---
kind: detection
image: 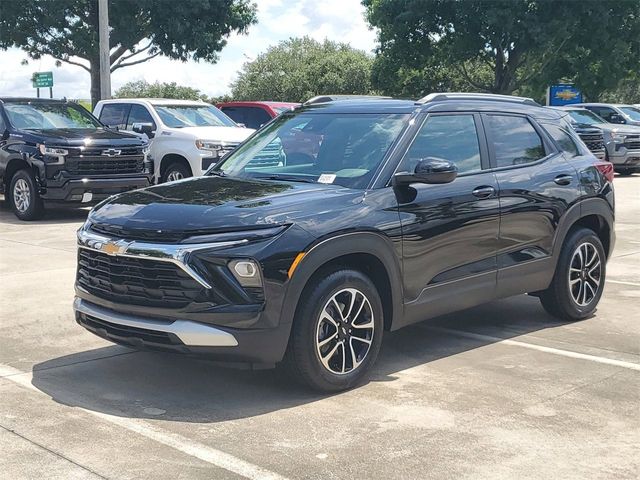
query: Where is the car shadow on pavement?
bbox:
[31,294,576,423]
[0,199,90,225]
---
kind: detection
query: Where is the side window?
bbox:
[486,115,546,167]
[220,107,245,125]
[402,114,482,174]
[543,123,579,157]
[99,103,129,129]
[590,107,615,122]
[126,104,155,130]
[243,107,272,130]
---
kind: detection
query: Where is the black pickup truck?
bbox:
[0,98,153,220]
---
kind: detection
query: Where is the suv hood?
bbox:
[89,176,363,236]
[19,127,144,147]
[167,126,254,143]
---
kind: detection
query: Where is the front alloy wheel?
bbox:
[316,288,375,375]
[13,178,31,213]
[284,268,384,391]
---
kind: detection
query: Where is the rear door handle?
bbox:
[554,174,573,186]
[472,186,496,198]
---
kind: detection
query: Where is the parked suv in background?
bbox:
[217,101,299,129]
[0,98,153,220]
[577,103,640,127]
[74,93,614,391]
[554,106,640,175]
[94,99,254,183]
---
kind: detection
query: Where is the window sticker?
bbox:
[317,173,336,184]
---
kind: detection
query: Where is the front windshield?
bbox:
[567,110,605,126]
[213,112,408,189]
[153,104,236,128]
[620,107,640,121]
[3,102,101,130]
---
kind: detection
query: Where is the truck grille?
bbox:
[624,136,640,150]
[578,132,605,153]
[66,157,144,175]
[77,248,206,308]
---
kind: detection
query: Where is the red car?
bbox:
[217,101,299,130]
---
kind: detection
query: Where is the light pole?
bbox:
[98,0,111,100]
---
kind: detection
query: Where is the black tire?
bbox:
[617,169,634,176]
[283,268,384,392]
[539,227,606,321]
[161,162,192,183]
[8,169,44,221]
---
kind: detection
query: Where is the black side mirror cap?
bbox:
[393,158,458,186]
[609,114,626,124]
[132,122,156,138]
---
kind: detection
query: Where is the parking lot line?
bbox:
[427,327,640,371]
[607,279,640,287]
[0,364,290,480]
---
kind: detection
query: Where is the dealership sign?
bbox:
[547,84,583,106]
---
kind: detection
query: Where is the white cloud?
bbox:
[0,0,377,101]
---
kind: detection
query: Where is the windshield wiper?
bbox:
[253,174,316,184]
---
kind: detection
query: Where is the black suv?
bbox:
[0,98,153,220]
[74,93,615,391]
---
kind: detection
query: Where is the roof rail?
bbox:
[418,92,540,107]
[303,94,392,106]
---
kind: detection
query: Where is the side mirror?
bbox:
[132,122,156,138]
[609,114,626,124]
[393,158,458,186]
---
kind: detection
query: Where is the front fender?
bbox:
[280,231,404,330]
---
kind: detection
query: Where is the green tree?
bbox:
[363,0,640,99]
[0,0,256,106]
[231,37,375,102]
[115,80,205,100]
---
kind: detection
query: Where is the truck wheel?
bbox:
[539,227,605,321]
[617,169,633,176]
[9,169,44,221]
[283,268,384,392]
[162,162,191,183]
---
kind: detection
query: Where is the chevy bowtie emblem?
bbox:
[101,241,127,256]
[102,148,122,157]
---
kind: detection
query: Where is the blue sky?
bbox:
[0,0,377,100]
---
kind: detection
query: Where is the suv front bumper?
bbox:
[74,297,291,364]
[608,146,640,172]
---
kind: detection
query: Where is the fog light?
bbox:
[229,259,262,287]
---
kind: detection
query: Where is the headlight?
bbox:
[195,140,224,152]
[38,144,68,156]
[611,133,626,143]
[142,144,151,156]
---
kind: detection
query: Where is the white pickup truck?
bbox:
[94,99,254,183]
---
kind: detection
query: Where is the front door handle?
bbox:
[554,174,573,186]
[472,186,496,198]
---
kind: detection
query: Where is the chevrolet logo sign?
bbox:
[102,148,122,157]
[555,90,579,101]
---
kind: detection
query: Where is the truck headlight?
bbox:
[38,144,68,155]
[611,133,626,143]
[195,140,223,153]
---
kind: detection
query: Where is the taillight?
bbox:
[594,161,614,183]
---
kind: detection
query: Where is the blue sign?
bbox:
[548,84,583,106]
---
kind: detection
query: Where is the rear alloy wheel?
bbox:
[9,169,44,220]
[284,269,383,391]
[539,228,605,321]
